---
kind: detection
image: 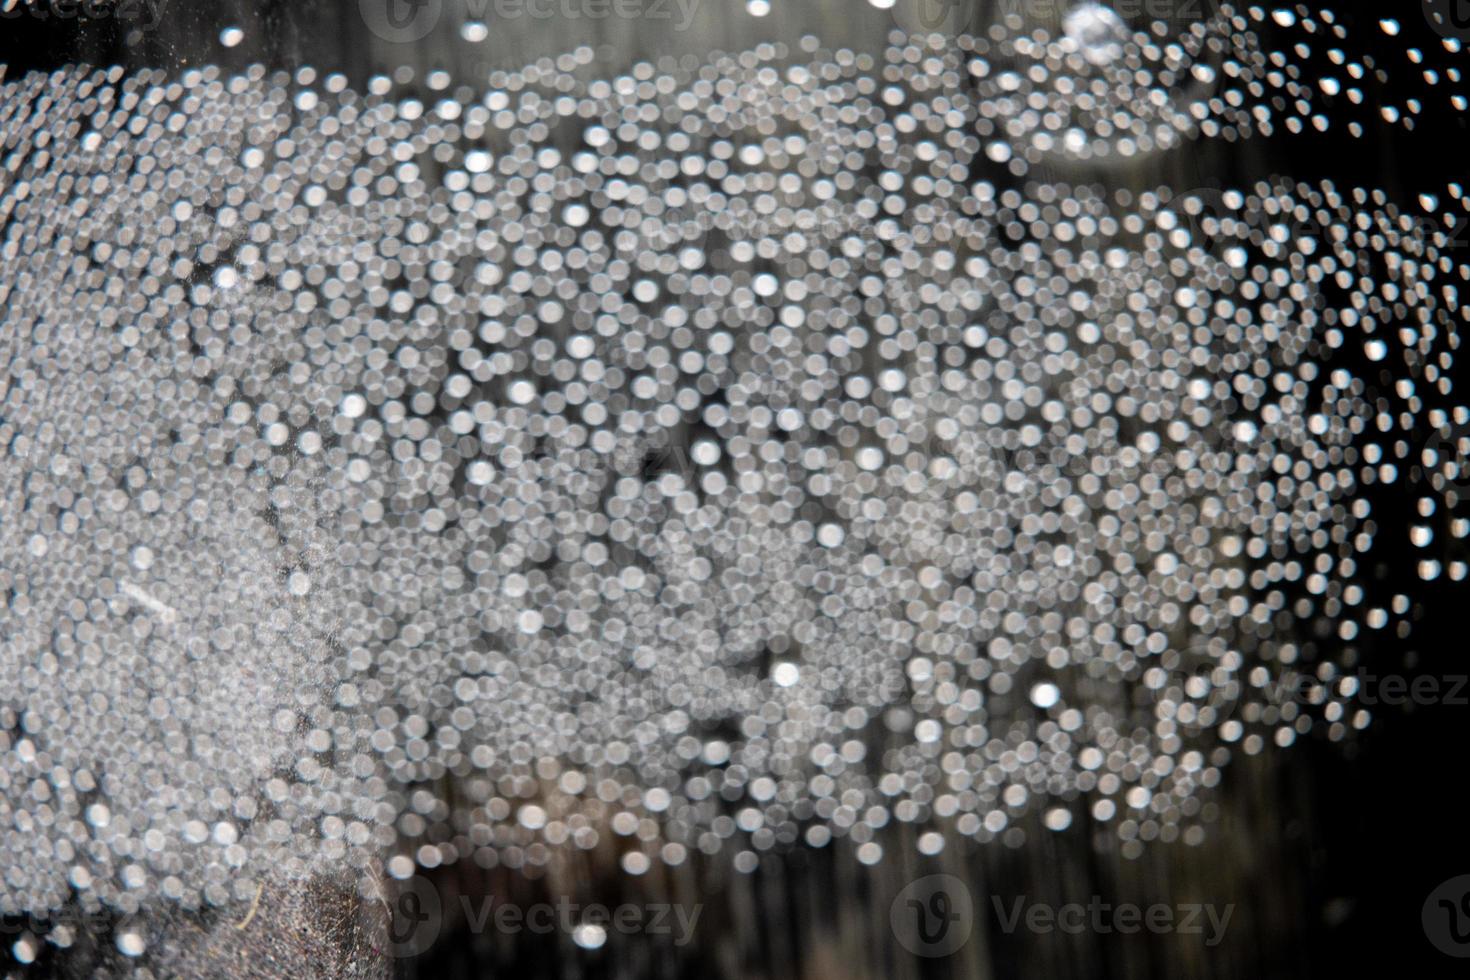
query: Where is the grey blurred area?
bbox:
[1,1,1464,978]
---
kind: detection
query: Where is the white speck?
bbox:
[1064,2,1128,67]
[772,662,800,687]
[572,923,607,949]
[692,439,721,466]
[1030,682,1061,709]
[467,460,495,486]
[117,931,145,957]
[11,935,38,964]
[508,380,537,405]
[220,26,243,47]
[1045,807,1074,831]
[118,581,178,624]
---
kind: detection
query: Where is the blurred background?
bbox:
[2,0,1468,977]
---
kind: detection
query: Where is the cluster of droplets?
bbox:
[0,8,1467,961]
[864,3,1469,171]
[955,3,1248,169]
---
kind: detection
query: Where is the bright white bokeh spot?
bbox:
[573,923,607,949]
[1045,807,1074,831]
[1030,682,1061,709]
[1063,3,1128,66]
